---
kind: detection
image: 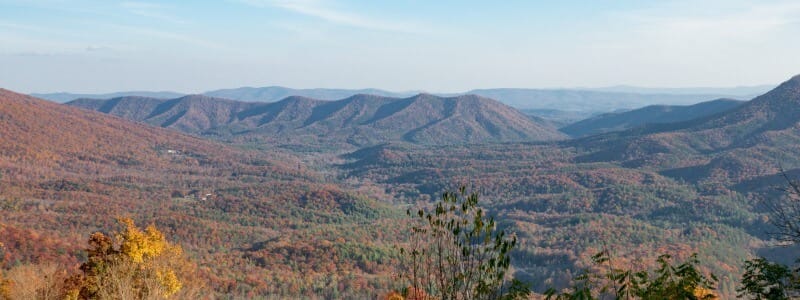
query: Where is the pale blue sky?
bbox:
[1,0,799,93]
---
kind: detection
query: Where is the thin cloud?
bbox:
[0,21,63,35]
[105,23,237,53]
[86,45,112,52]
[121,1,190,24]
[11,51,62,57]
[618,1,800,41]
[0,25,92,55]
[238,0,425,33]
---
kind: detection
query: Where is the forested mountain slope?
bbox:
[0,89,402,298]
[561,98,744,137]
[571,75,800,183]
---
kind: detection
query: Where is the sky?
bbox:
[1,0,800,94]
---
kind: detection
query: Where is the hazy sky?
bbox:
[2,0,800,93]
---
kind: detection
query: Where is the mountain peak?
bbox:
[788,73,800,83]
[409,92,437,100]
[774,73,800,92]
[674,74,800,136]
[745,74,800,108]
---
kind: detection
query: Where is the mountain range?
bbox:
[204,87,759,112]
[67,93,565,147]
[34,85,768,120]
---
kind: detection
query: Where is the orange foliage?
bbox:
[383,290,404,300]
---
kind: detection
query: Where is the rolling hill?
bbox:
[67,93,566,147]
[560,98,744,137]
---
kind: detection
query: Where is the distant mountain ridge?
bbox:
[33,87,418,103]
[203,86,418,102]
[67,93,565,147]
[31,91,185,103]
[561,98,745,137]
[36,84,768,116]
[466,88,743,111]
[211,87,761,113]
[582,85,773,96]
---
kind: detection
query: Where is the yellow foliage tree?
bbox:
[0,243,9,300]
[694,286,717,299]
[68,217,196,299]
[119,219,166,263]
[0,273,10,300]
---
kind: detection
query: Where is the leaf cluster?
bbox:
[397,186,528,300]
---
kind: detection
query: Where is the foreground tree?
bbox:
[763,171,800,244]
[0,267,10,300]
[546,250,717,300]
[393,186,529,300]
[737,171,800,299]
[737,257,797,299]
[3,264,71,300]
[66,218,199,299]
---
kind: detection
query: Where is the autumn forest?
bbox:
[0,71,798,299]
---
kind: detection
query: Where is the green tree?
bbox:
[737,257,795,300]
[396,186,529,300]
[738,171,800,299]
[546,251,717,300]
